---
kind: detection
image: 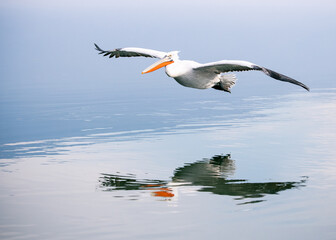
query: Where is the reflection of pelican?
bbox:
[95,44,309,93]
[99,154,307,204]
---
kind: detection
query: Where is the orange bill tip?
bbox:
[142,60,174,74]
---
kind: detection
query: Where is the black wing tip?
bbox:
[94,43,107,55]
[94,43,117,58]
[302,85,310,92]
[297,84,310,92]
[94,43,103,52]
[262,67,310,92]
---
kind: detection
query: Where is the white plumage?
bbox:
[95,44,309,92]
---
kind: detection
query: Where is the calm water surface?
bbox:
[1,1,336,239]
[1,88,336,240]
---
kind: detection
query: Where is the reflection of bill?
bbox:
[138,184,175,198]
[99,154,307,204]
[150,186,175,198]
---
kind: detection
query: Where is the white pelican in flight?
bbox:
[95,44,309,93]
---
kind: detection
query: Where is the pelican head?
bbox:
[142,51,179,74]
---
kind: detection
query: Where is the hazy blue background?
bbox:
[1,1,336,240]
[1,0,335,144]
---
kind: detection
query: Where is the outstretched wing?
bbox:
[194,60,309,91]
[94,43,167,59]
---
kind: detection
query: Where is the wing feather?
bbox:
[194,60,309,91]
[94,43,167,59]
[194,60,258,73]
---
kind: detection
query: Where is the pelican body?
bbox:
[95,44,309,93]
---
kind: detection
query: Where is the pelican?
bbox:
[94,44,309,93]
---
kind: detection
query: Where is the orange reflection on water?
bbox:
[142,184,175,198]
[152,187,174,198]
